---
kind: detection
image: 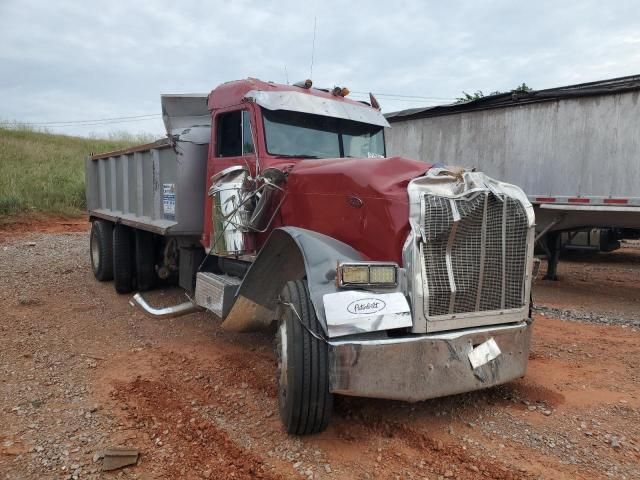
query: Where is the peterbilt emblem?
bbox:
[347,298,386,315]
[347,195,364,208]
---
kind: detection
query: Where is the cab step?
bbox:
[194,271,242,318]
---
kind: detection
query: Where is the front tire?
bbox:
[276,280,333,435]
[90,220,113,281]
[113,224,135,294]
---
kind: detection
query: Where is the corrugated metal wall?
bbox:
[386,91,640,198]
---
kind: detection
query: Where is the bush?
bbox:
[0,126,158,219]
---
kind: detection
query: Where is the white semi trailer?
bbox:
[385,75,640,279]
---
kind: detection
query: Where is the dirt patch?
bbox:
[0,213,88,242]
[534,241,640,325]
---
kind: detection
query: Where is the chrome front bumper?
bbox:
[328,321,531,402]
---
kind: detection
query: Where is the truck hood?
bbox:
[286,156,431,199]
[278,156,432,263]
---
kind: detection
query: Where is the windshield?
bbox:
[262,109,385,159]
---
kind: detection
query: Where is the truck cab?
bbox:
[86,78,536,435]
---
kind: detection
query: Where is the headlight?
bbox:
[341,265,369,284]
[338,262,398,288]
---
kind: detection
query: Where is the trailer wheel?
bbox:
[276,280,333,435]
[135,230,156,291]
[90,220,113,281]
[113,224,135,294]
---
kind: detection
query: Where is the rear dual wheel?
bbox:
[90,220,114,281]
[111,224,157,294]
[90,220,158,292]
[135,230,155,291]
[113,224,135,293]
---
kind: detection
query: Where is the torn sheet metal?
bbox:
[467,338,501,369]
[161,94,211,142]
[323,291,412,337]
[244,89,390,127]
[408,167,535,227]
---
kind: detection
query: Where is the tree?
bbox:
[513,82,533,93]
[456,83,532,103]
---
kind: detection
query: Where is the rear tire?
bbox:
[276,280,333,435]
[135,230,156,291]
[90,220,113,281]
[113,224,135,294]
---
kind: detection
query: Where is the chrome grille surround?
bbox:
[404,168,535,333]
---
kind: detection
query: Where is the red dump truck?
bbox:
[85,78,535,434]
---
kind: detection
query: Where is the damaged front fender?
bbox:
[221,227,368,334]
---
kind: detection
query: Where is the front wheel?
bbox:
[276,280,333,435]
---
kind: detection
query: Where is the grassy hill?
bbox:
[0,127,155,220]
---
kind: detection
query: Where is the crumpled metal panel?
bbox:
[244,89,390,127]
[160,94,210,143]
[422,191,529,317]
[329,321,531,402]
[405,167,535,333]
[221,227,407,336]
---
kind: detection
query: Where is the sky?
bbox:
[1,0,639,137]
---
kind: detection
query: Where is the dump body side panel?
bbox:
[85,141,208,235]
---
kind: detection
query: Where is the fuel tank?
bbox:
[279,157,431,264]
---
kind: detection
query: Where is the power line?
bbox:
[3,116,162,128]
[14,113,161,126]
[350,90,455,101]
[5,91,450,129]
[348,94,446,104]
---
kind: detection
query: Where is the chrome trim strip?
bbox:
[419,196,430,321]
[500,198,507,309]
[476,192,488,311]
[446,198,460,314]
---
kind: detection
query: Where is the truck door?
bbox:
[202,108,257,249]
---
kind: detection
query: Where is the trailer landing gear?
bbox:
[544,231,561,281]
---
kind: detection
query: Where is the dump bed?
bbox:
[85,94,210,236]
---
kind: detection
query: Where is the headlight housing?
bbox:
[337,262,398,288]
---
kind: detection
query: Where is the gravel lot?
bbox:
[1,226,639,479]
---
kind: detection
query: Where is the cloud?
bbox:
[1,0,639,136]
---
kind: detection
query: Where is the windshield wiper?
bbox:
[274,154,320,159]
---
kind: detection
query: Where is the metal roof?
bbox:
[385,74,640,122]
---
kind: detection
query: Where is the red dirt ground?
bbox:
[1,224,638,479]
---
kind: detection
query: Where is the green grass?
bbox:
[0,126,156,219]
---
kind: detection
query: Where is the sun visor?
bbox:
[161,94,211,143]
[245,90,390,128]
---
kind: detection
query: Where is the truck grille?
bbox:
[421,192,529,317]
